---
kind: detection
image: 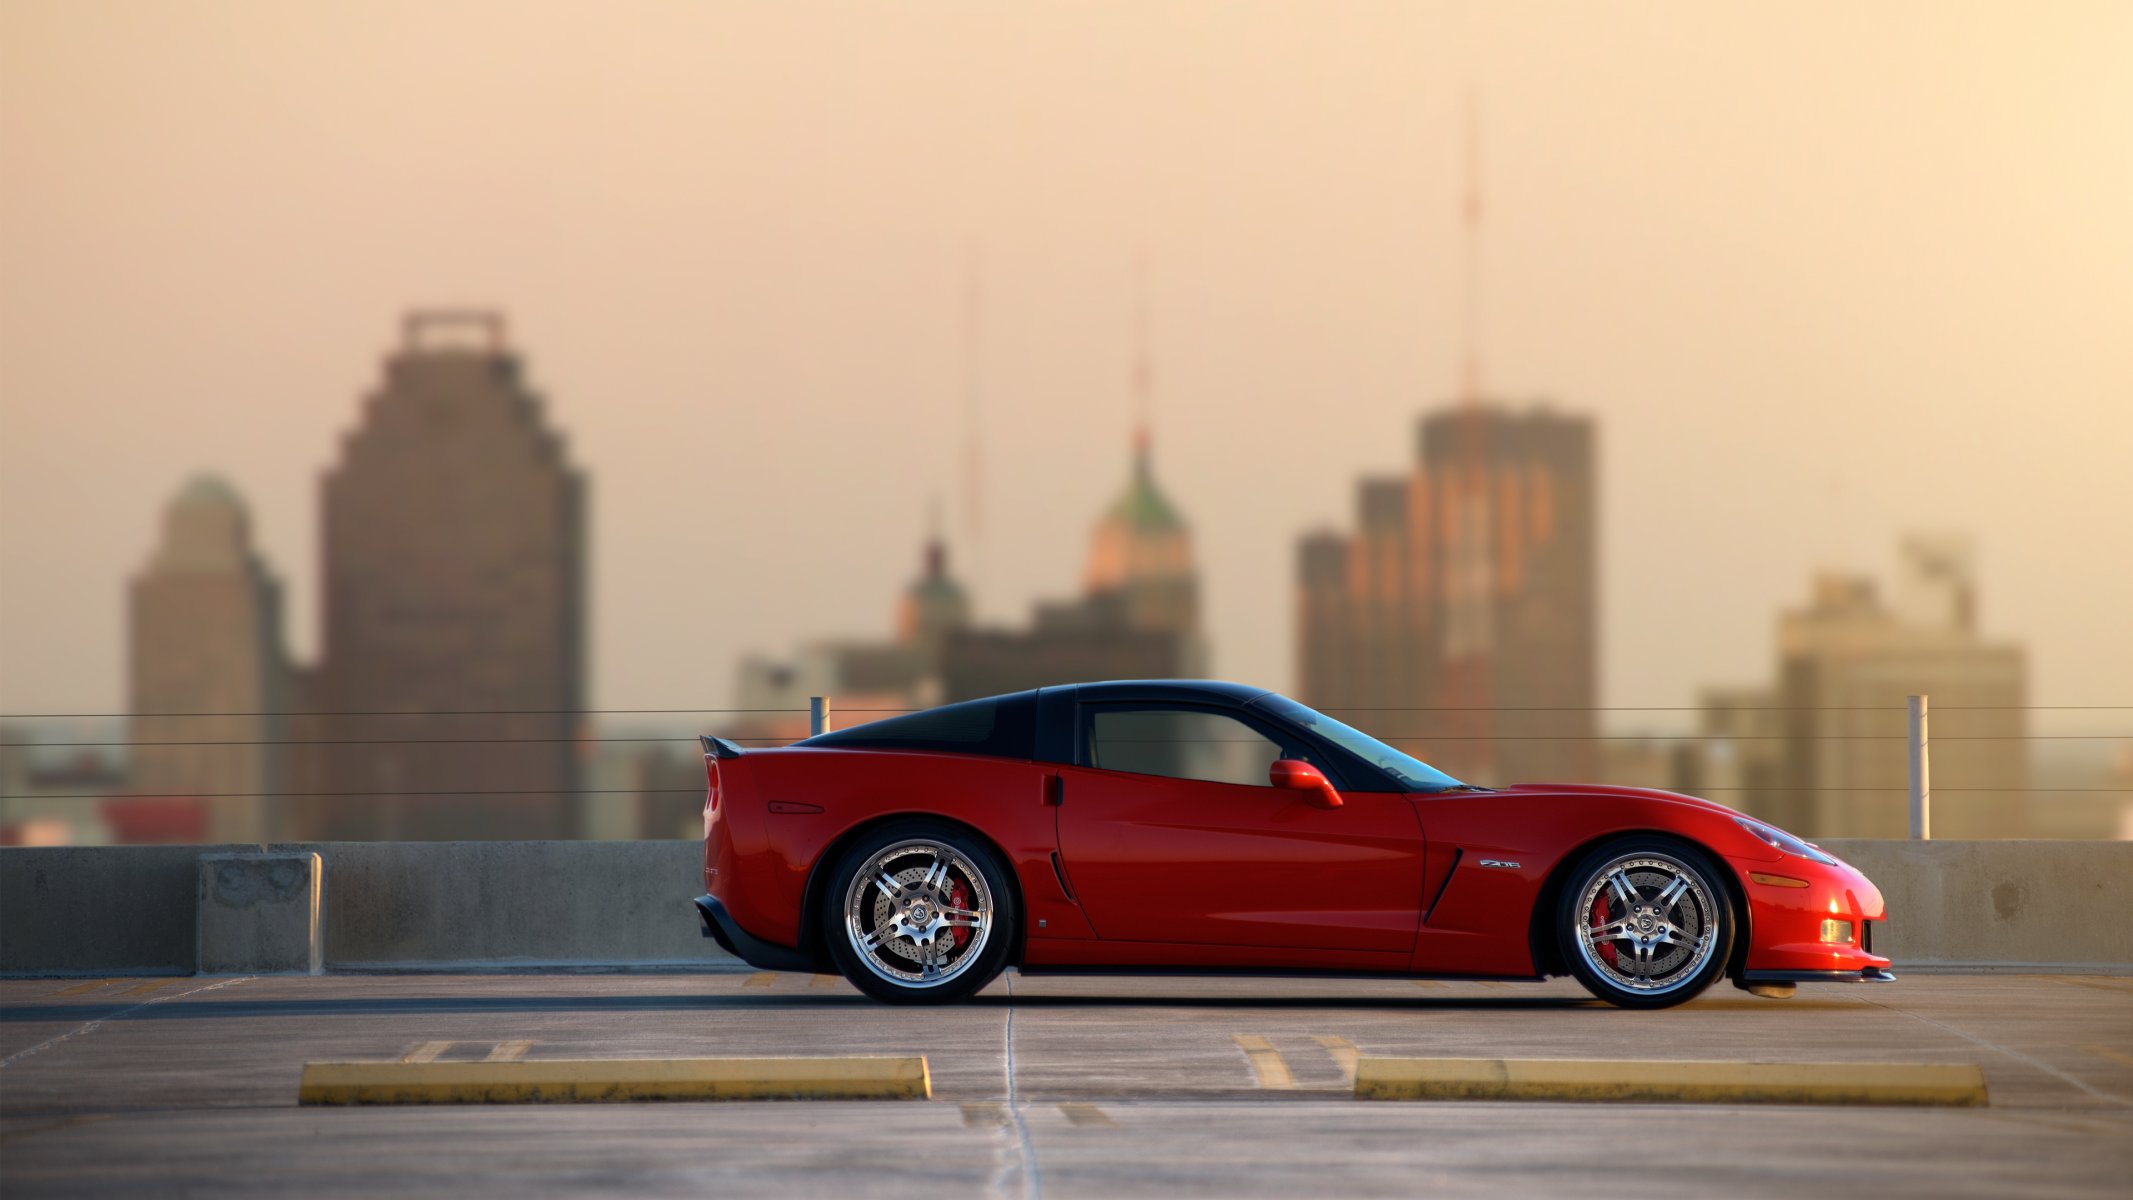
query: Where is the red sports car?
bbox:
[693,680,1893,1009]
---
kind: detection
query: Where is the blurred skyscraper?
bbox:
[294,312,586,840]
[941,430,1207,699]
[128,476,290,841]
[734,528,973,718]
[1680,536,2029,839]
[735,428,1206,728]
[1296,403,1597,785]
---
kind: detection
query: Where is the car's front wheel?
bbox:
[1556,836,1734,1009]
[822,821,1016,1005]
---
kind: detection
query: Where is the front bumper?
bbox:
[693,894,814,973]
[1733,853,1896,978]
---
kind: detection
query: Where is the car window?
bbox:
[1086,708,1288,787]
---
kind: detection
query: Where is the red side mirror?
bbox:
[1270,759,1343,809]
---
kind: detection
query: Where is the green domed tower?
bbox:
[1084,430,1200,643]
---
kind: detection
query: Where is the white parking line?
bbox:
[1,977,253,1070]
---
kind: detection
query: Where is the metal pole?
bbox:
[1907,694,1930,840]
[809,696,831,738]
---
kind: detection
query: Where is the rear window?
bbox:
[801,691,1037,760]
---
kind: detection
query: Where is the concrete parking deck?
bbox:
[3,971,2128,1197]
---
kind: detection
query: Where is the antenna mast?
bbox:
[1460,89,1484,407]
[1132,251,1153,461]
[961,243,984,598]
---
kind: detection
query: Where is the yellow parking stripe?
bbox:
[2081,1044,2133,1069]
[1475,981,1514,991]
[1355,1057,1988,1106]
[485,1041,533,1062]
[1233,1035,1295,1089]
[743,973,777,987]
[1313,1035,1359,1083]
[402,1042,452,1063]
[809,974,842,988]
[299,1056,933,1104]
[1409,980,1446,990]
[1059,1103,1116,1127]
[120,979,182,997]
[53,979,122,997]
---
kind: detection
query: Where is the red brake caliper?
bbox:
[948,879,971,949]
[1592,895,1617,967]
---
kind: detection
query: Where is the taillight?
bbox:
[703,755,721,815]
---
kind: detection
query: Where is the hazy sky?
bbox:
[3,1,2129,730]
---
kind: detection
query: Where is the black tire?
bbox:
[821,820,1017,1005]
[1555,835,1735,1010]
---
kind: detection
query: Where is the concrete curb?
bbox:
[1353,1057,1989,1106]
[296,1056,934,1104]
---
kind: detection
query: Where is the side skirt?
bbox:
[1014,964,1546,983]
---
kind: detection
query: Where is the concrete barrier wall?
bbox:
[4,839,2128,975]
[0,843,257,975]
[288,840,721,970]
[1822,839,2133,971]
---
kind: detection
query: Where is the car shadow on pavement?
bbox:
[0,988,1855,1023]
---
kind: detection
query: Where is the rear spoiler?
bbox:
[699,735,746,759]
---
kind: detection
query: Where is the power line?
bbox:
[8,784,2124,801]
[10,734,2124,749]
[6,788,708,800]
[1314,705,2133,712]
[1,737,801,748]
[0,707,810,720]
[4,704,2126,720]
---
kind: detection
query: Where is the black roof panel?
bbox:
[1045,679,1274,707]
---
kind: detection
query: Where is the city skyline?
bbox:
[4,3,2129,730]
[7,317,2125,842]
[0,307,2114,735]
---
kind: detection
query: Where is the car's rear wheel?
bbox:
[1557,836,1733,1009]
[823,821,1016,1005]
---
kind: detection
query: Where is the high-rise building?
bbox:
[941,431,1207,700]
[898,536,974,666]
[1682,537,2029,839]
[128,475,290,842]
[733,529,975,734]
[736,430,1207,727]
[1082,431,1201,645]
[1296,403,1596,785]
[298,312,586,840]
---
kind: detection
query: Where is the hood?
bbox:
[1485,781,1742,820]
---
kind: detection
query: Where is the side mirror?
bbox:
[1270,759,1343,809]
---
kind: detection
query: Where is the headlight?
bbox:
[1734,817,1838,865]
[1819,919,1854,944]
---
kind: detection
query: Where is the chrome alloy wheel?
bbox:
[1573,854,1719,997]
[841,840,994,988]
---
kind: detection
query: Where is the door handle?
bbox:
[1044,775,1064,807]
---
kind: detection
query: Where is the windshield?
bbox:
[1251,694,1469,792]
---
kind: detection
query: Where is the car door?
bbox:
[1054,702,1426,953]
